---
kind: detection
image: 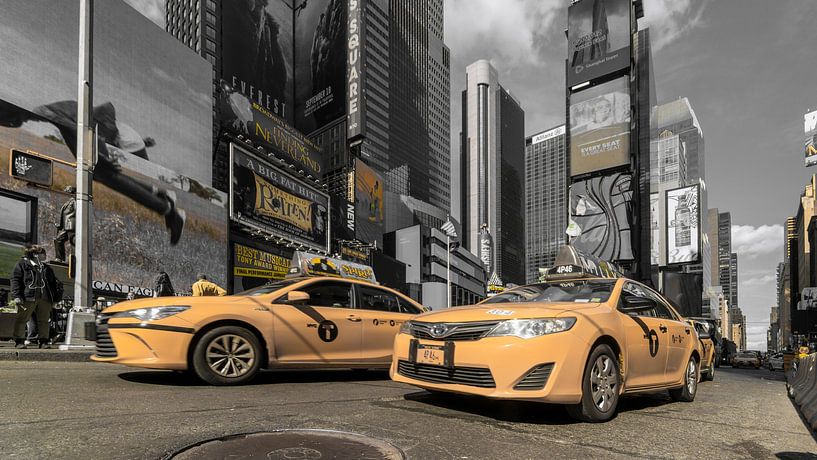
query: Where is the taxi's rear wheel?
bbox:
[192,326,261,386]
[702,359,715,381]
[669,356,698,402]
[567,344,620,423]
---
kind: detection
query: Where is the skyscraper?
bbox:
[525,125,567,284]
[459,60,525,285]
[730,252,738,310]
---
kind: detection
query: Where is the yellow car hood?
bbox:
[100,295,248,314]
[414,302,602,323]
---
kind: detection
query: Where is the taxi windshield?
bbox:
[482,280,615,305]
[238,279,303,297]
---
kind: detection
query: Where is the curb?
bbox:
[0,349,94,362]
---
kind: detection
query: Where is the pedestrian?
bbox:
[153,271,175,297]
[191,274,227,297]
[10,244,62,349]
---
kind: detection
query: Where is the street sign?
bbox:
[9,149,52,186]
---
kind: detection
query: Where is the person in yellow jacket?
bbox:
[191,274,227,297]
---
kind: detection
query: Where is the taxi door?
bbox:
[353,284,419,364]
[271,280,362,363]
[618,283,669,389]
[655,300,693,381]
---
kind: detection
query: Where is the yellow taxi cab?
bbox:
[91,252,425,385]
[390,246,702,422]
[690,319,716,381]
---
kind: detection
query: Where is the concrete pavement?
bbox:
[0,362,814,459]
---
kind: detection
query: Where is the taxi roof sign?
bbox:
[540,246,623,281]
[287,251,377,284]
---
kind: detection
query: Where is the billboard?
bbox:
[354,158,384,247]
[650,192,659,265]
[230,144,329,252]
[666,185,700,264]
[0,101,228,294]
[294,0,348,134]
[0,1,213,186]
[218,85,324,178]
[289,250,376,283]
[346,0,367,140]
[569,76,631,177]
[567,0,631,87]
[806,110,817,167]
[566,172,634,262]
[233,242,291,281]
[221,0,294,123]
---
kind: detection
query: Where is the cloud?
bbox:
[640,0,709,51]
[731,224,783,260]
[445,0,563,69]
[122,0,165,29]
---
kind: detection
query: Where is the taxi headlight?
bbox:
[486,318,576,339]
[112,306,190,321]
[399,320,414,335]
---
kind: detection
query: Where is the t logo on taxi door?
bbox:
[318,320,338,342]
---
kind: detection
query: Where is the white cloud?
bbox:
[731,224,783,260]
[640,0,709,51]
[122,0,165,29]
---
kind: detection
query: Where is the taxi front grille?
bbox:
[513,363,554,391]
[94,315,117,358]
[410,321,500,341]
[397,360,496,388]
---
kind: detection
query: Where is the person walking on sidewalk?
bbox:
[153,271,175,298]
[10,245,62,349]
[191,274,226,297]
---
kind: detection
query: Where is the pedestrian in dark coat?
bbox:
[10,244,62,348]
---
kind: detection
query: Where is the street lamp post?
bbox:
[441,219,457,309]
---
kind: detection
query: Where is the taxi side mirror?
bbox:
[619,296,655,313]
[282,290,310,304]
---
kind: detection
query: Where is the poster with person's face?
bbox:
[222,0,294,123]
[354,159,384,247]
[567,0,631,87]
[569,76,630,176]
[294,0,347,134]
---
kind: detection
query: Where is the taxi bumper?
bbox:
[90,319,195,370]
[389,331,591,404]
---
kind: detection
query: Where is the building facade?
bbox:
[525,125,567,283]
[459,59,525,285]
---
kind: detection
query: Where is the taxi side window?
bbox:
[358,286,401,313]
[619,283,658,317]
[300,282,353,308]
[397,296,422,314]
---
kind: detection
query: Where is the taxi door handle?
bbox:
[346,315,362,322]
[659,325,668,333]
[684,327,691,334]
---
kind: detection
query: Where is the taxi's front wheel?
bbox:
[192,326,261,386]
[567,344,620,423]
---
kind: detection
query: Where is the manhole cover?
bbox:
[169,429,405,460]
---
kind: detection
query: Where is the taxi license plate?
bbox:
[416,344,446,366]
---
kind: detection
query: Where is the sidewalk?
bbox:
[0,339,95,362]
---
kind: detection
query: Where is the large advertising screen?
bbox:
[0,1,213,187]
[221,0,294,123]
[662,271,703,318]
[806,110,817,167]
[218,85,323,178]
[666,184,700,264]
[0,101,228,294]
[294,0,348,134]
[230,144,329,252]
[354,159,384,247]
[566,172,634,262]
[569,76,631,177]
[567,0,631,87]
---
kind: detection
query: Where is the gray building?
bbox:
[458,60,526,285]
[386,224,486,310]
[525,125,567,284]
[730,252,738,310]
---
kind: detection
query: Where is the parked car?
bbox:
[691,320,716,381]
[767,352,784,371]
[731,351,761,369]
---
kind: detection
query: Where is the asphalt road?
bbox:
[0,362,814,459]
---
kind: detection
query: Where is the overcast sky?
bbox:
[127,0,817,350]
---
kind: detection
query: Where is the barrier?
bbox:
[788,353,817,430]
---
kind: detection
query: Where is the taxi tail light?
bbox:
[513,363,555,391]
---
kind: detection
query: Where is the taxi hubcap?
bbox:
[590,355,617,412]
[686,360,697,394]
[206,334,255,378]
